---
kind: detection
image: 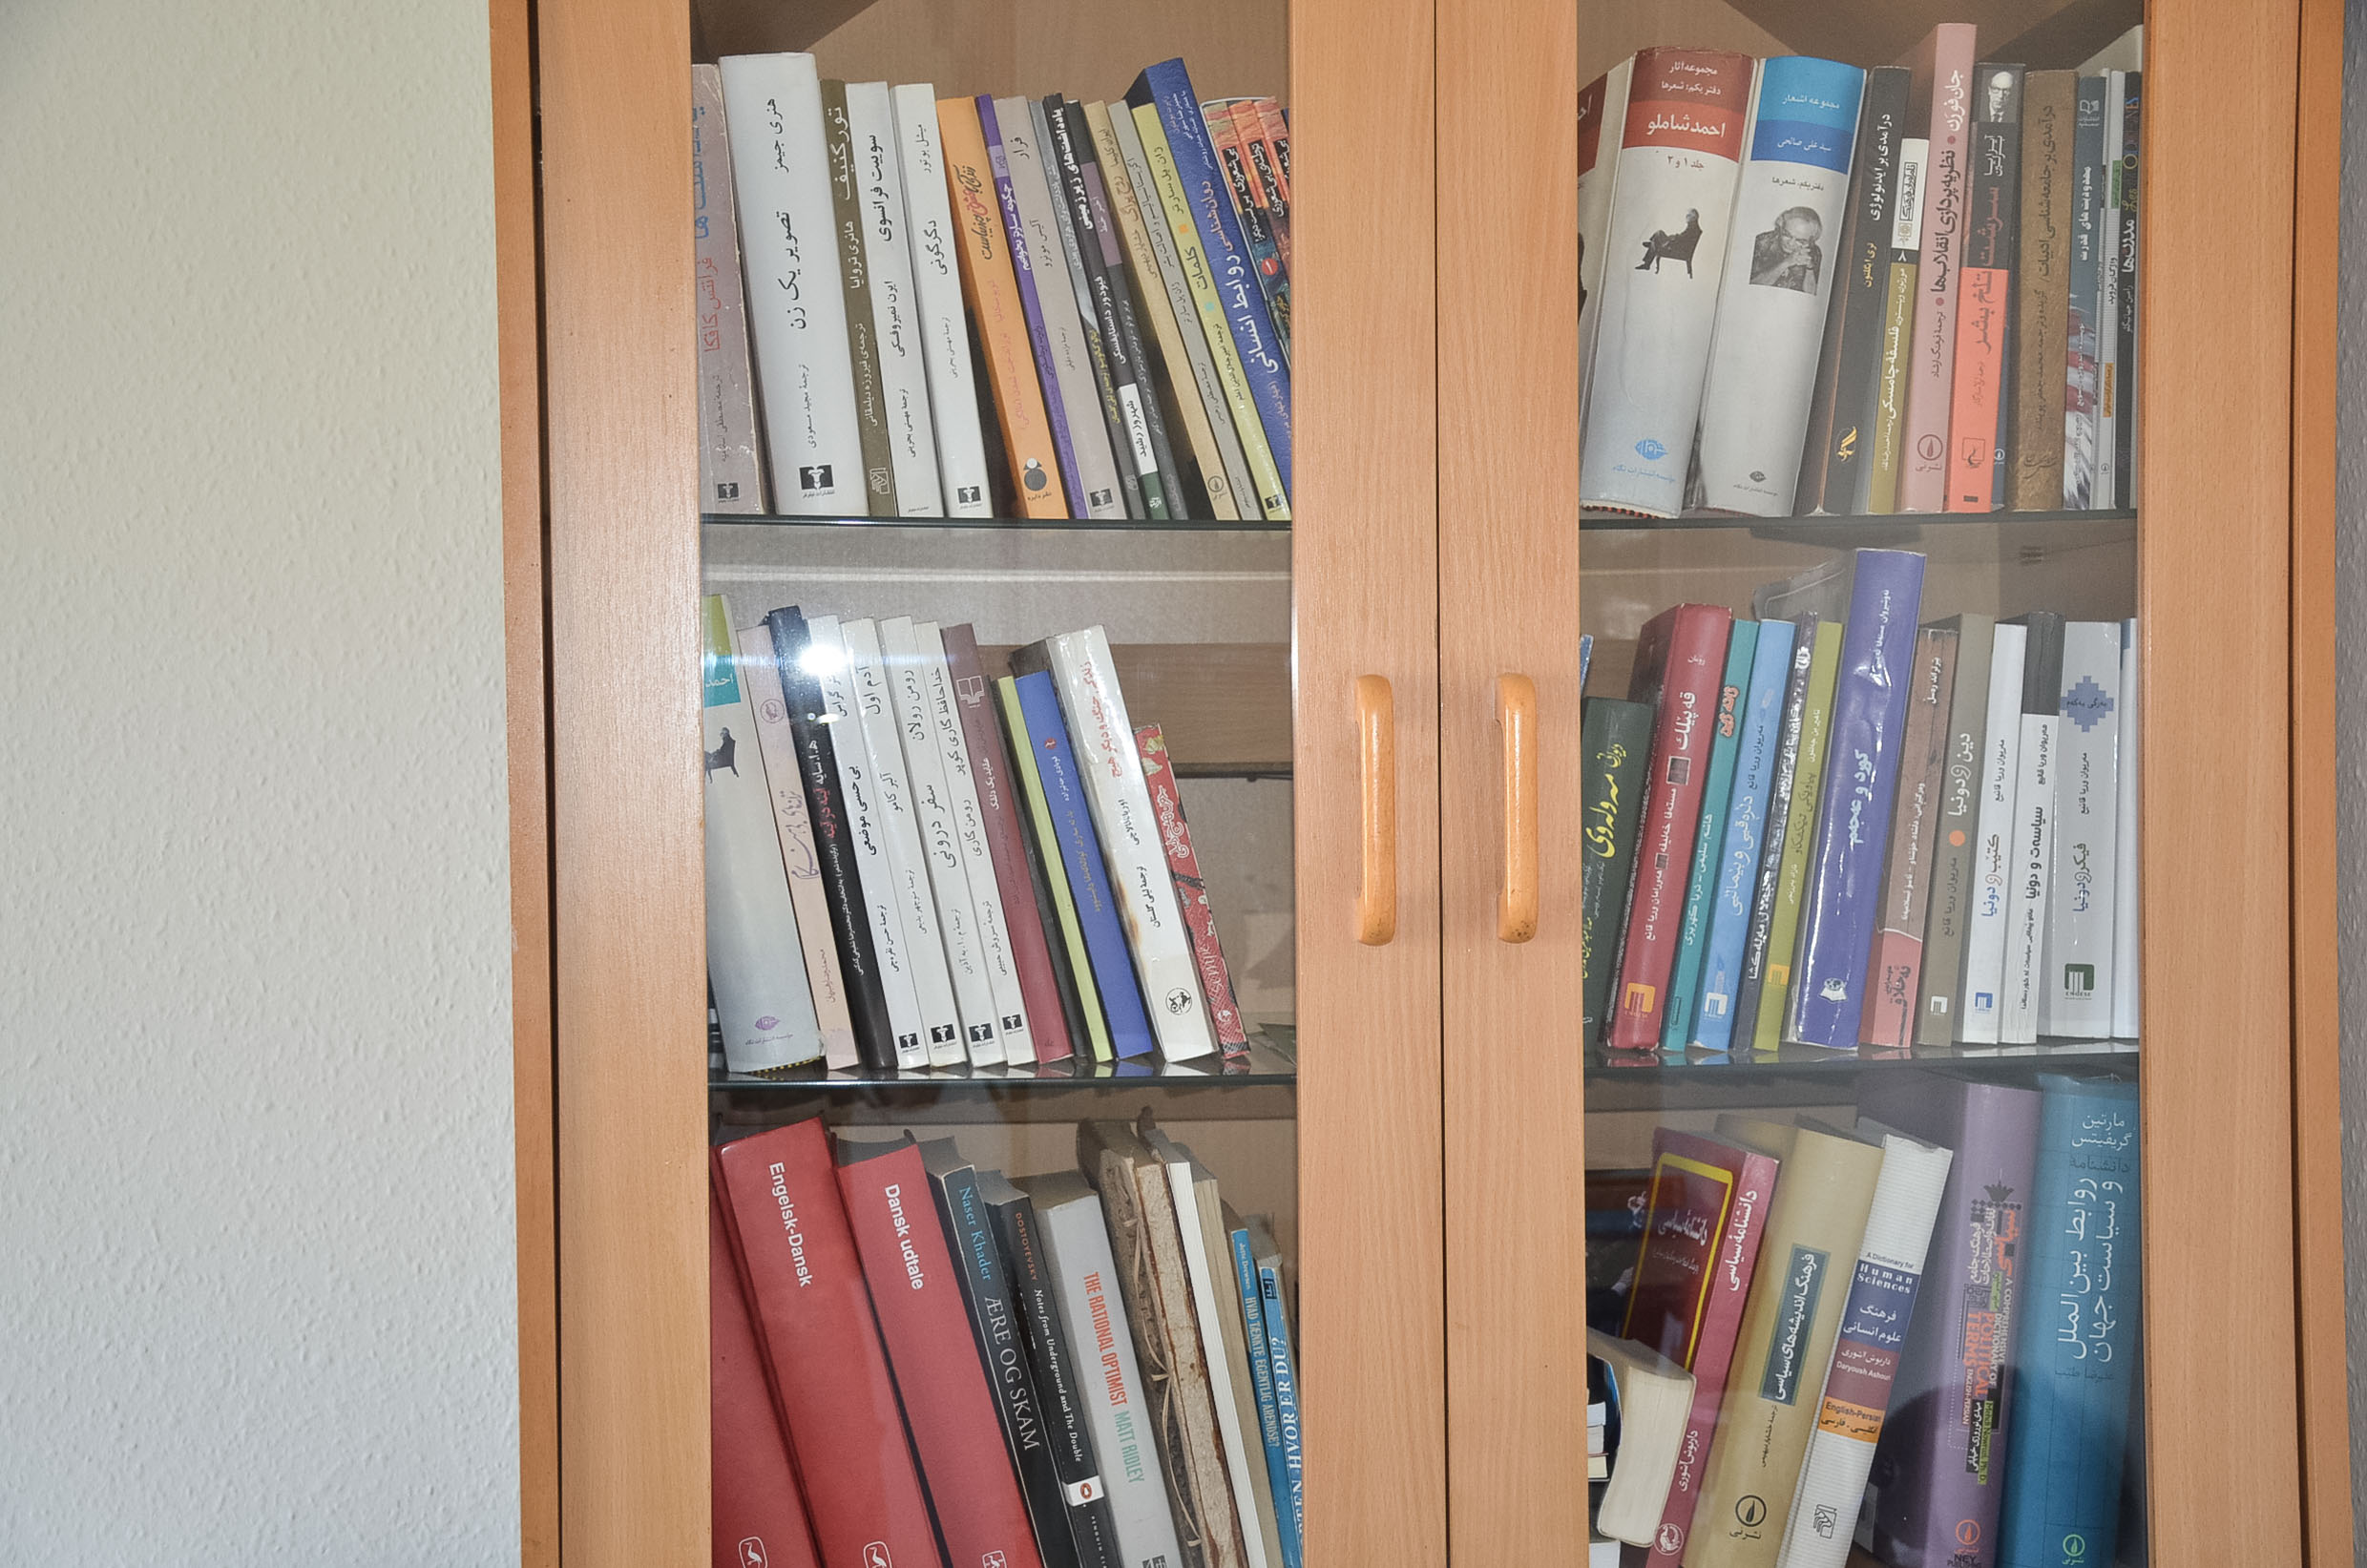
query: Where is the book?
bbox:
[2062,75,2107,509]
[1574,60,1634,434]
[1999,613,2066,1044]
[702,596,825,1073]
[1797,65,1908,516]
[2111,620,2141,1039]
[820,79,898,515]
[1661,621,1757,1051]
[1230,101,1290,274]
[1943,65,2021,513]
[1864,133,1928,513]
[1579,47,1755,518]
[1586,1329,1698,1548]
[1897,24,1979,512]
[1138,723,1250,1053]
[709,1197,823,1568]
[843,81,944,515]
[1204,101,1291,366]
[2038,622,2122,1037]
[1228,1217,1301,1568]
[710,1120,938,1568]
[937,94,1068,516]
[1692,620,1797,1051]
[1728,617,1827,1051]
[834,1135,1048,1568]
[693,65,766,514]
[1915,614,1996,1046]
[1956,622,2029,1043]
[2109,73,2142,505]
[1694,55,1867,517]
[975,94,1087,514]
[1247,1218,1303,1548]
[1858,1070,2043,1568]
[719,53,863,514]
[1747,617,1843,1053]
[1776,1127,1954,1568]
[1994,1077,2142,1568]
[2009,72,2076,511]
[891,83,994,515]
[1860,624,1958,1048]
[2090,70,2126,511]
[1035,95,1147,520]
[998,673,1117,1062]
[1579,697,1654,1046]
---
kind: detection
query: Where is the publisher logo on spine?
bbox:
[864,1544,892,1568]
[736,1539,768,1568]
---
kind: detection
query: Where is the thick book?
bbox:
[2062,76,2107,509]
[2038,621,2122,1037]
[1859,1070,2043,1568]
[711,1121,938,1568]
[1896,24,1980,512]
[693,65,767,514]
[1204,102,1291,365]
[1994,1077,2142,1568]
[702,596,825,1072]
[1943,65,2021,512]
[1139,723,1250,1053]
[719,53,863,514]
[937,94,1068,516]
[1864,133,1929,514]
[820,79,898,515]
[891,84,994,515]
[2111,619,2141,1039]
[1860,624,1958,1048]
[1228,1218,1301,1568]
[1783,550,1928,1049]
[1727,617,1828,1051]
[1956,621,2028,1043]
[1694,56,1867,517]
[1746,618,1843,1053]
[1660,622,1758,1051]
[1589,1330,1700,1548]
[1797,66,1909,516]
[834,1135,1048,1568]
[1579,697,1655,1046]
[1999,613,2066,1044]
[1692,619,1797,1051]
[998,674,1117,1062]
[1915,615,1997,1045]
[1035,96,1146,520]
[1776,1128,1955,1568]
[844,81,944,515]
[1575,60,1635,434]
[1606,604,1735,1049]
[709,1197,823,1568]
[2109,73,2142,507]
[2009,72,2077,511]
[1579,47,1755,518]
[1247,1217,1302,1548]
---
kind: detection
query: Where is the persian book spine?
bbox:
[1579,47,1756,518]
[1229,1223,1301,1568]
[1046,97,1166,519]
[1576,59,1636,435]
[1915,615,1997,1045]
[1864,136,1928,514]
[1860,625,1958,1047]
[2037,621,2122,1037]
[1035,96,1145,520]
[820,79,899,515]
[1797,66,1909,516]
[1692,620,1797,1051]
[1896,24,1979,512]
[1942,65,2021,513]
[1748,618,1843,1052]
[1068,100,1188,516]
[708,1199,824,1568]
[1727,617,1825,1049]
[2062,76,2107,509]
[891,84,994,515]
[2009,72,2077,511]
[2091,71,2126,510]
[2111,619,2141,1038]
[1662,622,1758,1050]
[693,65,767,514]
[2110,73,2142,503]
[1694,56,1867,517]
[1138,723,1250,1053]
[998,675,1116,1062]
[1235,101,1291,274]
[718,52,863,515]
[1999,613,2066,1045]
[1204,102,1291,364]
[976,94,1087,512]
[1579,697,1656,1045]
[1956,621,2028,1043]
[844,82,944,515]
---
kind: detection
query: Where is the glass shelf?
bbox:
[704,512,1291,533]
[1581,1039,2138,1113]
[1579,506,2138,533]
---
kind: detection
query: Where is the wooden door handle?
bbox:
[1355,675,1396,946]
[1498,674,1539,943]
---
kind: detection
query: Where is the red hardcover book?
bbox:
[712,1198,824,1568]
[835,1135,1047,1568]
[1605,604,1734,1050]
[941,623,1074,1061]
[1134,722,1250,1055]
[1622,1128,1782,1568]
[712,1120,941,1568]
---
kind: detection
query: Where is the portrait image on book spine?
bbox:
[1749,206,1823,292]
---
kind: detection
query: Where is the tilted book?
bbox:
[1745,618,1843,1054]
[2037,621,2122,1037]
[1797,66,1909,517]
[1860,625,1958,1048]
[709,1198,822,1568]
[2009,72,2077,511]
[1228,1217,1301,1568]
[1579,697,1654,1046]
[1896,24,1979,512]
[844,81,944,515]
[1864,133,1928,514]
[2109,73,2142,506]
[1943,65,2021,512]
[1728,617,1827,1050]
[2062,75,2107,509]
[999,674,1116,1062]
[1204,103,1290,365]
[693,65,767,514]
[1661,621,1758,1050]
[2089,70,2126,511]
[977,94,1088,513]
[1139,723,1250,1053]
[1915,615,1996,1046]
[1999,613,2065,1044]
[1035,96,1144,520]
[1575,59,1635,436]
[2110,620,2141,1039]
[819,79,898,515]
[1248,1218,1303,1548]
[1692,619,1797,1051]
[891,84,994,515]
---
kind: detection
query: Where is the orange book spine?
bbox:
[1944,264,2007,511]
[1225,100,1288,271]
[936,96,1067,518]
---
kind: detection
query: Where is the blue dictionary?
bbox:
[1127,59,1292,495]
[1013,670,1157,1056]
[1660,621,1759,1051]
[1692,619,1796,1051]
[980,96,1086,513]
[1996,1076,2142,1568]
[1785,549,1926,1047]
[1231,1226,1301,1568]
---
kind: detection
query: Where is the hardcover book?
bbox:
[1661,621,1757,1051]
[693,65,767,514]
[844,81,944,515]
[1797,65,1909,516]
[709,1198,823,1568]
[1915,615,1996,1045]
[1956,620,2027,1044]
[1692,619,1797,1051]
[820,79,898,515]
[1999,613,2066,1044]
[1896,24,1979,512]
[1138,723,1250,1052]
[1943,65,2022,512]
[1580,697,1655,1046]
[998,673,1117,1061]
[2009,72,2077,511]
[2037,621,2122,1037]
[1860,624,1958,1048]
[891,83,995,515]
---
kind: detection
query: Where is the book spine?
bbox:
[1957,623,2028,1043]
[1692,621,1796,1050]
[2111,620,2141,1038]
[1915,616,1996,1044]
[1798,67,1907,516]
[1071,101,1187,517]
[1138,723,1251,1052]
[1165,1165,1279,1568]
[977,94,1089,514]
[1863,136,1927,515]
[2091,71,2125,511]
[1749,619,1842,1051]
[2062,77,2106,510]
[919,623,1037,1062]
[2037,622,2122,1037]
[999,676,1115,1062]
[892,84,994,515]
[821,79,899,516]
[1204,103,1291,365]
[1662,623,1759,1049]
[693,65,767,514]
[845,82,944,515]
[1256,1254,1304,1551]
[1579,698,1656,1045]
[1230,1227,1301,1568]
[1235,101,1292,274]
[1860,626,1957,1048]
[1574,61,1633,435]
[2110,73,2141,505]
[2000,615,2066,1043]
[1898,26,1978,512]
[708,1199,823,1568]
[1037,95,1148,519]
[2010,72,2076,511]
[1728,618,1823,1048]
[1944,68,2021,512]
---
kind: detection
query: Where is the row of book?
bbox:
[698,54,1292,524]
[716,1115,1302,1568]
[1582,550,2141,1054]
[703,595,1250,1076]
[1584,1070,2139,1568]
[1578,24,2146,520]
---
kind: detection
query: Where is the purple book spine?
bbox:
[978,95,1084,512]
[1785,549,1927,1047]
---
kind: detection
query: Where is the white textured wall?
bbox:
[2343,3,2367,1559]
[0,2,517,1560]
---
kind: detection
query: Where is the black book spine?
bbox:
[766,605,898,1068]
[2015,611,2067,712]
[1973,65,2026,510]
[1728,613,1822,1046]
[1802,66,1910,515]
[2112,73,2141,503]
[1037,97,1147,521]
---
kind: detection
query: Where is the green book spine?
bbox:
[1660,622,1759,1050]
[997,676,1114,1062]
[1752,620,1843,1052]
[822,78,899,516]
[1580,697,1655,1047]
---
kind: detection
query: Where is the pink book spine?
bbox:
[1897,24,1979,512]
[1645,1146,1781,1567]
[1135,723,1250,1054]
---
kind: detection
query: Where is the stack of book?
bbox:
[1581,550,2140,1056]
[1578,24,2144,519]
[696,54,1291,523]
[713,1113,1305,1568]
[702,594,1254,1077]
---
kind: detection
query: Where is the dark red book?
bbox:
[834,1134,1046,1568]
[1605,604,1734,1050]
[1134,722,1249,1055]
[712,1197,823,1568]
[712,1120,940,1568]
[941,623,1075,1062]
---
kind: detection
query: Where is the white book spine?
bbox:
[841,617,966,1065]
[1050,627,1217,1059]
[916,620,1035,1061]
[1575,58,1633,437]
[1161,1159,1273,1568]
[878,616,1001,1064]
[693,66,768,514]
[719,52,864,514]
[843,83,944,516]
[2093,70,2126,512]
[2039,622,2123,1037]
[890,84,994,516]
[1959,623,2028,1043]
[2000,709,2061,1045]
[733,621,860,1067]
[808,615,930,1068]
[2111,619,2142,1040]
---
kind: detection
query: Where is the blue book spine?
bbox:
[1786,549,1927,1047]
[1660,621,1759,1051]
[1231,1228,1301,1568]
[1996,1076,2142,1568]
[1257,1256,1305,1543]
[1579,633,1594,695]
[979,96,1086,512]
[1693,619,1796,1050]
[1013,670,1157,1056]
[1129,59,1292,493]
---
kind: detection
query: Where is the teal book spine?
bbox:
[1692,619,1797,1051]
[1660,621,1759,1050]
[1231,1227,1301,1568]
[1257,1254,1304,1545]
